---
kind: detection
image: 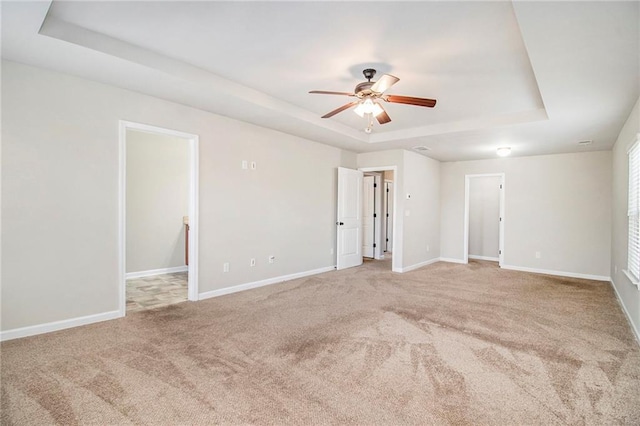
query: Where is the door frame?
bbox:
[358,166,399,272]
[384,180,394,253]
[463,173,505,266]
[363,173,383,260]
[118,120,200,316]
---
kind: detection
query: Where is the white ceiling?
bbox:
[2,1,638,161]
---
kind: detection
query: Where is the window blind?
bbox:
[628,140,640,282]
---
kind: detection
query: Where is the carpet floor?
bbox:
[1,260,639,425]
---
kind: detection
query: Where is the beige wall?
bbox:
[126,130,189,274]
[611,97,640,337]
[1,60,356,331]
[468,176,501,259]
[402,150,440,268]
[440,151,612,278]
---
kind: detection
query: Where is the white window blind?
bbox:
[628,139,640,283]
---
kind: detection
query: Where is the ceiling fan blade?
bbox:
[309,90,355,96]
[375,104,392,125]
[385,95,437,108]
[370,74,400,93]
[321,101,359,118]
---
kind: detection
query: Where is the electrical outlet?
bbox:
[223,262,230,272]
[535,251,541,259]
[427,245,430,251]
[250,258,256,267]
[241,160,248,170]
[330,248,334,255]
[268,255,275,264]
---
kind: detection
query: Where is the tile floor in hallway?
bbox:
[126,272,188,312]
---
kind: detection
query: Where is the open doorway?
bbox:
[464,173,505,266]
[360,167,396,270]
[118,121,199,316]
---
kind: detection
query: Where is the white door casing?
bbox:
[359,166,399,272]
[337,167,363,270]
[385,181,394,252]
[362,175,375,258]
[119,120,200,316]
[373,175,383,259]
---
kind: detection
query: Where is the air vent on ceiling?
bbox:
[577,140,593,146]
[413,146,431,152]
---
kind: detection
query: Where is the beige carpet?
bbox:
[2,260,639,425]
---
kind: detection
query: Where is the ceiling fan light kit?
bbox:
[354,99,384,118]
[309,68,437,132]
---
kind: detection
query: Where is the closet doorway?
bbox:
[464,173,505,266]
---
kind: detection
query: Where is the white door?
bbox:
[337,167,363,270]
[362,176,375,258]
[386,181,394,252]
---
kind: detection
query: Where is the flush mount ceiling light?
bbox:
[577,139,593,146]
[496,147,511,157]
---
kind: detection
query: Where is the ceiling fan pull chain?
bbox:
[365,114,374,134]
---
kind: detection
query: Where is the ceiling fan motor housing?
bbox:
[355,81,374,96]
[362,68,377,81]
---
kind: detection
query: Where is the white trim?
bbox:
[464,173,505,266]
[395,257,440,273]
[199,266,335,300]
[468,255,499,261]
[622,269,640,288]
[125,266,188,280]
[625,133,640,154]
[610,278,640,345]
[118,121,126,317]
[0,310,121,342]
[373,174,383,260]
[119,121,200,316]
[188,132,200,302]
[358,166,399,272]
[501,264,609,281]
[439,257,468,264]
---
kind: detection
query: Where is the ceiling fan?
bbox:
[309,68,437,132]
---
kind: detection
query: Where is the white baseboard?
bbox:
[468,255,499,261]
[396,258,440,273]
[126,266,188,279]
[199,266,335,300]
[0,310,122,342]
[438,257,467,264]
[500,264,610,282]
[610,279,640,346]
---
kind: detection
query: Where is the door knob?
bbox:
[336,222,344,226]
